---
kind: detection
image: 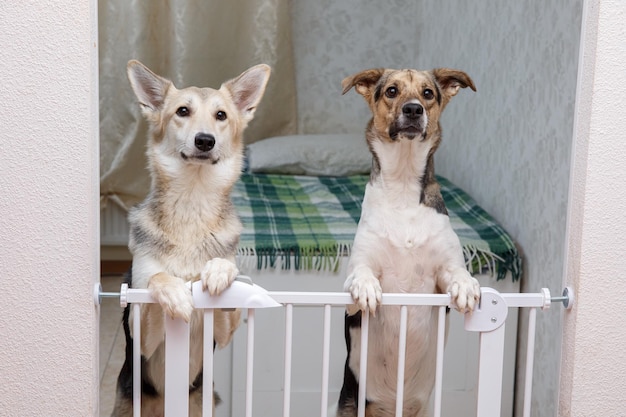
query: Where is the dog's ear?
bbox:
[223,64,271,123]
[432,68,476,108]
[126,60,172,114]
[341,69,386,100]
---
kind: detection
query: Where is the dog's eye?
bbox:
[216,111,227,121]
[176,107,190,117]
[423,89,434,100]
[385,86,398,99]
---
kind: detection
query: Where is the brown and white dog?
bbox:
[111,60,271,417]
[337,68,481,417]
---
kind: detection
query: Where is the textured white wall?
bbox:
[0,1,100,416]
[560,0,626,415]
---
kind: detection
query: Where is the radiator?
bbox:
[100,203,129,246]
[97,281,573,417]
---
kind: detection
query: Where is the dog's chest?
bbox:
[384,203,437,250]
[360,185,450,289]
[165,222,239,278]
[129,199,241,280]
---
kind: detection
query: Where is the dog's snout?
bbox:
[402,103,424,119]
[194,133,216,152]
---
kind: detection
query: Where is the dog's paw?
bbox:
[201,258,239,295]
[148,274,194,322]
[447,269,481,313]
[345,267,382,315]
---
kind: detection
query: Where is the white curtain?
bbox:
[99,0,297,209]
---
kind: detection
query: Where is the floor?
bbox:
[99,274,126,417]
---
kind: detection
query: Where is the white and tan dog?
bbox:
[337,68,481,417]
[112,60,271,417]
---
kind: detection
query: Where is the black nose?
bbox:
[402,103,424,119]
[194,133,215,152]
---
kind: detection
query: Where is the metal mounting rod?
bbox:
[550,286,574,310]
[93,283,123,305]
[100,291,120,298]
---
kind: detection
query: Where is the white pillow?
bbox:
[246,134,371,176]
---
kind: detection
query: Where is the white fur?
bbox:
[201,257,240,295]
[345,139,466,311]
[344,137,480,413]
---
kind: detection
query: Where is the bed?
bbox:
[234,133,521,281]
[233,172,521,281]
[210,134,524,417]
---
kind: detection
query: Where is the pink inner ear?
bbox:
[228,67,270,116]
[234,80,259,113]
[129,66,170,111]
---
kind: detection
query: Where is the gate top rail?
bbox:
[94,275,574,311]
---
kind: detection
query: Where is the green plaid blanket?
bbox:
[233,173,521,281]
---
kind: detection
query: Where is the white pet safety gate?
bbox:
[95,278,574,417]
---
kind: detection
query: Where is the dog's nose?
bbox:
[194,133,216,152]
[402,103,424,119]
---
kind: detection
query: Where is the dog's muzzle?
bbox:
[389,103,426,140]
[194,133,215,152]
[402,102,423,119]
[180,133,219,163]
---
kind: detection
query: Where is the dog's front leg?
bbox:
[345,226,382,316]
[439,265,481,313]
[345,264,382,316]
[201,256,239,295]
[132,254,195,322]
[133,272,195,358]
[148,272,195,320]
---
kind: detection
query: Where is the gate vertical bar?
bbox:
[433,306,447,417]
[395,305,408,417]
[164,316,190,417]
[357,310,369,417]
[321,304,332,417]
[246,309,256,417]
[203,309,215,417]
[283,304,293,417]
[522,308,537,417]
[475,325,506,417]
[133,303,141,417]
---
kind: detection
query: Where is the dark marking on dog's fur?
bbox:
[388,124,401,141]
[419,154,448,215]
[421,183,448,215]
[205,232,240,259]
[373,83,383,103]
[423,72,443,107]
[338,311,369,414]
[365,122,382,181]
[129,222,172,256]
[373,73,393,103]
[129,212,240,262]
